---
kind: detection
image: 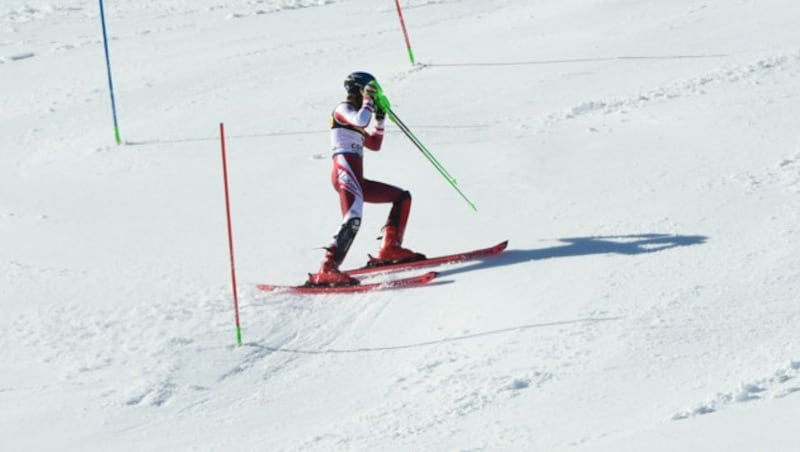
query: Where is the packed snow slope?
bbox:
[2,0,799,450]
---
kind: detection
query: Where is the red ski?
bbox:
[257,271,438,294]
[344,240,508,277]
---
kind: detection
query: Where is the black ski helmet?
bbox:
[344,71,376,95]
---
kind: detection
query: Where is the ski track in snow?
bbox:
[731,151,800,195]
[291,356,554,449]
[0,51,34,63]
[2,292,233,409]
[286,316,615,449]
[1,287,388,410]
[1,3,86,24]
[534,50,800,127]
[672,360,800,420]
[0,0,339,22]
[0,0,341,64]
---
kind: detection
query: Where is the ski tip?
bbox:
[256,284,280,292]
[376,271,439,289]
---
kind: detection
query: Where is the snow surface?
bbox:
[2,0,800,450]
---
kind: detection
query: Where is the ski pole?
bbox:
[389,109,477,211]
[389,110,456,183]
[370,81,476,211]
[371,83,451,180]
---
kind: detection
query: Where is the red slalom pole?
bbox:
[394,0,416,65]
[219,122,242,346]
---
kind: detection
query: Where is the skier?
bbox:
[306,71,426,286]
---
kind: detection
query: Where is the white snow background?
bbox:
[2,0,800,450]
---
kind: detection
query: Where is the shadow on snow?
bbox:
[422,53,729,67]
[438,233,708,278]
[242,316,619,355]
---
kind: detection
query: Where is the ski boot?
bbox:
[306,246,360,287]
[367,226,426,267]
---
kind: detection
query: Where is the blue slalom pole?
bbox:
[98,0,122,145]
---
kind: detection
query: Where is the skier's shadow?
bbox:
[438,233,708,278]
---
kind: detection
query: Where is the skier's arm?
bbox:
[364,119,384,151]
[333,99,374,129]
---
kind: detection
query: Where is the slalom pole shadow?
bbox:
[420,54,730,68]
[124,130,326,147]
[239,316,620,355]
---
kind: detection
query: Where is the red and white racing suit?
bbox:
[326,97,411,263]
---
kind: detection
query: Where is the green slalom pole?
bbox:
[371,82,477,211]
